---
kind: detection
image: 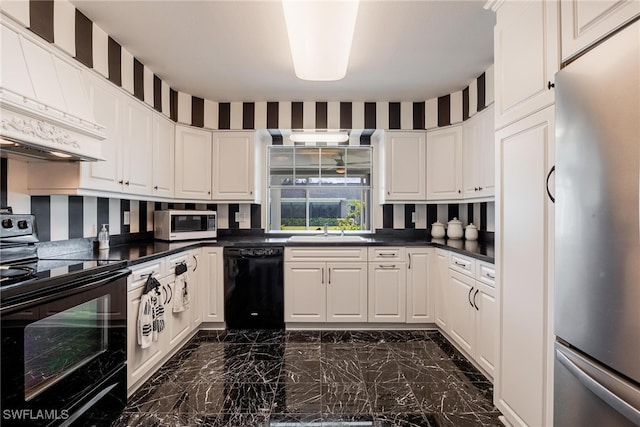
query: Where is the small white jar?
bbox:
[431,221,446,238]
[447,218,463,240]
[465,223,479,241]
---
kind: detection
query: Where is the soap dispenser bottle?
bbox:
[98,224,109,250]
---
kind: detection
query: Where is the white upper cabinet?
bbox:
[463,105,495,199]
[493,0,559,129]
[174,125,212,200]
[211,131,260,202]
[561,0,640,61]
[122,97,153,196]
[152,114,175,198]
[426,125,463,201]
[383,131,426,202]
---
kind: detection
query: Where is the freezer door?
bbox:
[555,342,640,427]
[555,19,640,382]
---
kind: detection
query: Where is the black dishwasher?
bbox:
[223,247,284,329]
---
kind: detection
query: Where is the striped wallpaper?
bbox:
[3,0,494,133]
[0,1,497,242]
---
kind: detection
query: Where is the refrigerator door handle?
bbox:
[556,346,640,425]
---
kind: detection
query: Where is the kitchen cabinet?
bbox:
[405,248,432,323]
[211,131,261,202]
[381,131,426,202]
[561,0,639,61]
[493,0,559,130]
[164,250,199,348]
[368,247,406,323]
[201,247,224,323]
[446,253,497,379]
[152,114,175,198]
[190,249,202,328]
[462,105,495,199]
[494,106,555,427]
[121,94,153,196]
[284,247,368,323]
[426,126,463,201]
[433,249,450,331]
[174,125,212,200]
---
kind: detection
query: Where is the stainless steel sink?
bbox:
[286,235,369,243]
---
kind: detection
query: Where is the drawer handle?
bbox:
[379,253,396,258]
[379,264,396,269]
[454,261,467,268]
[486,272,495,280]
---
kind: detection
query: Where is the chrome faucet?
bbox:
[324,223,328,236]
[340,226,345,236]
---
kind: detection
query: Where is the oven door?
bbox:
[1,269,129,426]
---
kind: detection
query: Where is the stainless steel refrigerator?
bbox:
[554,18,640,426]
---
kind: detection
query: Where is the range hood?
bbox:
[0,17,105,162]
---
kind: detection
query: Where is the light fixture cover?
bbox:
[282,0,360,81]
[289,132,349,143]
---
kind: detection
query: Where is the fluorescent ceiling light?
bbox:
[290,132,349,143]
[282,0,360,81]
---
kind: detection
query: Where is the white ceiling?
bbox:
[71,0,495,102]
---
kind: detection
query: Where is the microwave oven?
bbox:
[154,210,217,241]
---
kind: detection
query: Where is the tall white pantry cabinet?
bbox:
[490,0,558,426]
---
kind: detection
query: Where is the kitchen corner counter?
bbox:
[52,234,493,266]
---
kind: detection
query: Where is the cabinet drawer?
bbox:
[166,250,197,271]
[368,247,406,261]
[449,253,476,277]
[476,262,496,288]
[129,259,166,291]
[285,247,367,262]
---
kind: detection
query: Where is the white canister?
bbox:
[431,221,445,238]
[447,217,463,240]
[465,223,479,241]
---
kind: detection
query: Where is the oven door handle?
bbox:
[0,269,131,313]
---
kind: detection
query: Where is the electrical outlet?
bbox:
[123,211,130,226]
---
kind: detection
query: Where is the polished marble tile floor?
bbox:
[113,330,502,427]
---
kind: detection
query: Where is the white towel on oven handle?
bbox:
[173,271,190,313]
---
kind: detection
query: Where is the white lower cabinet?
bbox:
[445,254,497,379]
[368,262,406,322]
[406,248,432,323]
[284,248,368,323]
[201,247,224,323]
[433,249,450,330]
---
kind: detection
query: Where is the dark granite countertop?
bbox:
[39,233,494,266]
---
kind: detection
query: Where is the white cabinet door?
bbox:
[81,72,123,192]
[495,106,555,427]
[122,97,153,196]
[426,126,462,201]
[384,132,426,201]
[285,262,326,322]
[561,0,639,61]
[175,125,212,200]
[326,262,367,323]
[477,105,495,198]
[447,270,475,355]
[166,276,192,349]
[368,262,406,322]
[474,282,497,379]
[494,0,559,129]
[127,278,167,390]
[463,106,495,200]
[406,248,431,323]
[201,247,224,323]
[433,249,450,331]
[211,132,256,201]
[190,250,202,328]
[152,114,175,198]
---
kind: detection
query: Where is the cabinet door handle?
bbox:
[473,289,479,310]
[548,81,555,90]
[154,186,158,190]
[478,187,483,191]
[193,255,198,272]
[322,268,324,284]
[125,181,130,186]
[468,286,474,308]
[458,189,461,194]
[379,264,396,269]
[408,253,411,270]
[118,180,123,184]
[328,268,331,284]
[546,165,555,203]
[486,272,495,280]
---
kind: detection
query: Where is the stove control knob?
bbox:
[17,220,29,229]
[1,218,13,228]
